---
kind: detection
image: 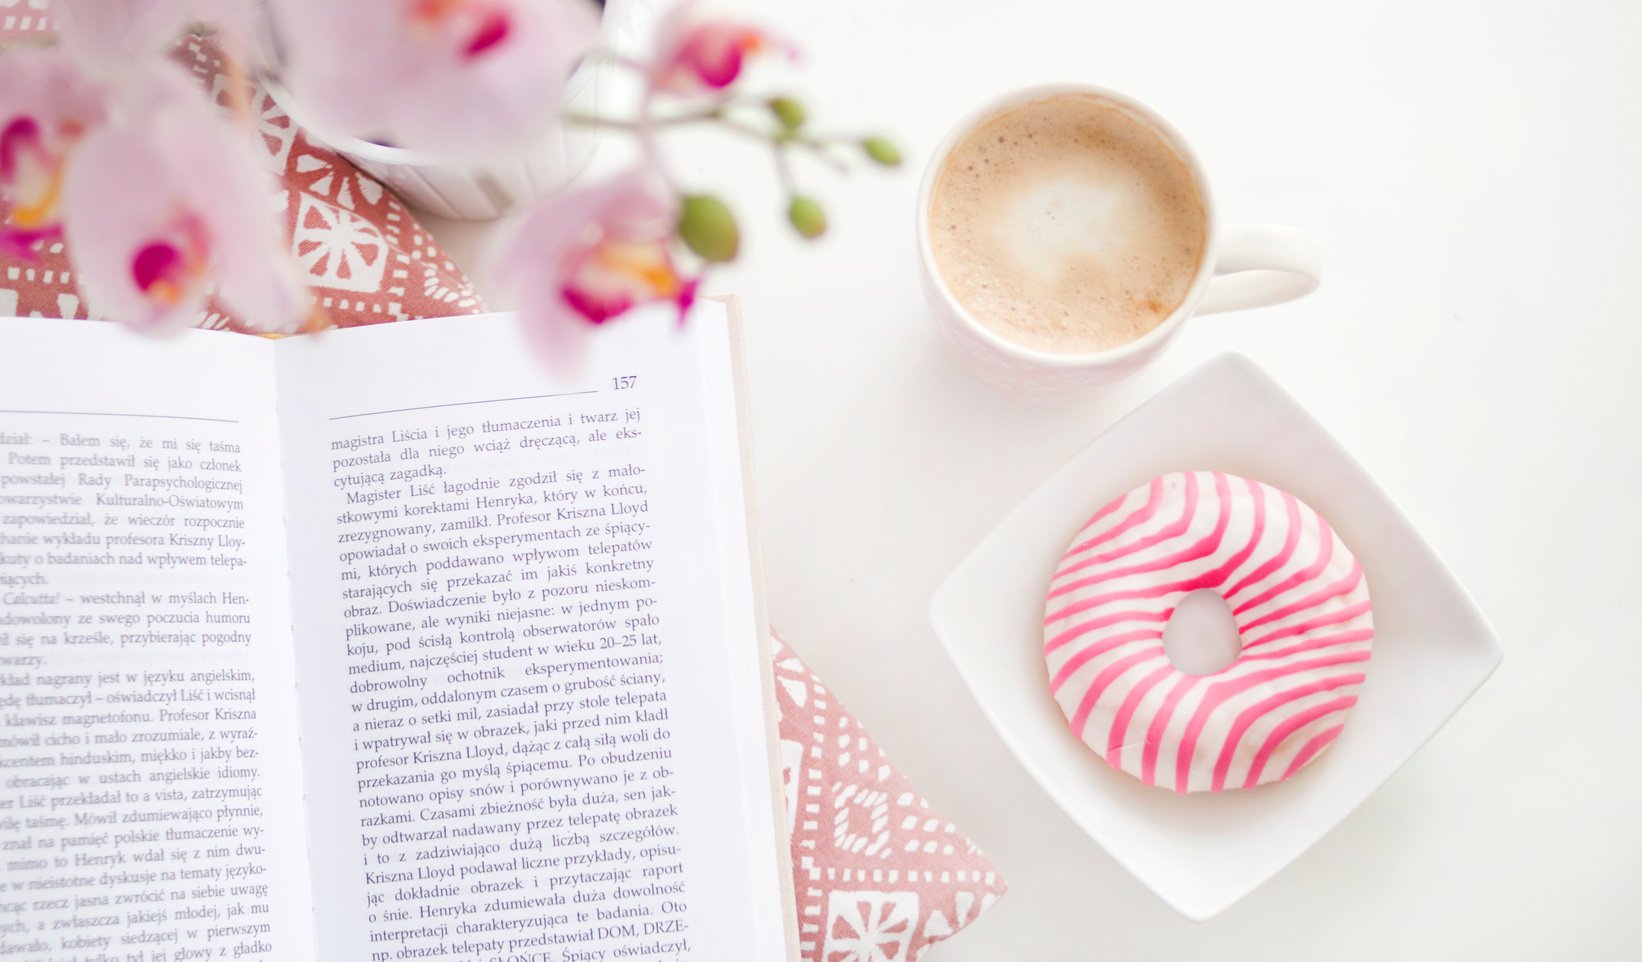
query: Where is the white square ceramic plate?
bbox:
[929,353,1502,921]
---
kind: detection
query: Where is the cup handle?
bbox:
[1195,224,1322,315]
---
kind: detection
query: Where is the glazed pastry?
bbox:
[1043,471,1373,793]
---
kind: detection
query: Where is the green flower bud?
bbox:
[787,196,826,239]
[768,96,806,131]
[862,136,902,167]
[678,194,740,263]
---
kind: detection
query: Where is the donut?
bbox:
[1042,470,1373,793]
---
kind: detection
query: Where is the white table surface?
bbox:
[425,0,1642,956]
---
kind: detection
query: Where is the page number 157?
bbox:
[612,375,638,390]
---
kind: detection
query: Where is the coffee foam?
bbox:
[929,94,1207,355]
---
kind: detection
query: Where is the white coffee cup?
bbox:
[916,83,1322,401]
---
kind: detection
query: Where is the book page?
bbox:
[273,306,788,961]
[0,320,315,961]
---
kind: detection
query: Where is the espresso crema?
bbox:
[929,94,1208,354]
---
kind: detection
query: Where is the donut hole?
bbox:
[1162,589,1242,676]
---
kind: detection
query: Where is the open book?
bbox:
[0,303,794,962]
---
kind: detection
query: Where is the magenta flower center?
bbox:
[0,116,42,182]
[132,242,186,296]
[682,26,764,89]
[559,238,688,325]
[464,10,511,57]
[0,115,68,230]
[131,215,211,307]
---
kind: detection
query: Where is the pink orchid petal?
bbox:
[599,178,677,243]
[61,124,203,333]
[559,239,677,317]
[0,49,109,235]
[561,282,633,325]
[561,238,682,312]
[55,0,201,72]
[495,168,676,289]
[649,0,704,84]
[495,167,685,367]
[680,23,753,89]
[517,278,594,376]
[275,0,599,158]
[60,64,308,334]
[0,49,109,138]
[159,82,308,332]
[648,2,794,95]
[495,181,625,293]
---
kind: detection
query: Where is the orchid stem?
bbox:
[772,143,797,195]
[563,106,856,179]
[713,116,783,143]
[797,141,851,175]
[565,110,723,129]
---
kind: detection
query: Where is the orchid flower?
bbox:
[271,0,600,158]
[0,49,108,259]
[60,67,308,334]
[648,2,787,96]
[494,169,695,369]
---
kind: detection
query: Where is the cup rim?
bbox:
[915,82,1221,370]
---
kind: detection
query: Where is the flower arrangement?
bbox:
[0,0,898,361]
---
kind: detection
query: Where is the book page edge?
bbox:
[709,294,800,962]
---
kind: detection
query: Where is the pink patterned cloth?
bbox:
[0,15,1006,959]
[773,633,1006,961]
[0,1,52,40]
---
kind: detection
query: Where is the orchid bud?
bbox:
[678,194,740,263]
[768,96,806,131]
[862,136,902,167]
[787,196,826,239]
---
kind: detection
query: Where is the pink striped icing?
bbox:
[1043,471,1374,793]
